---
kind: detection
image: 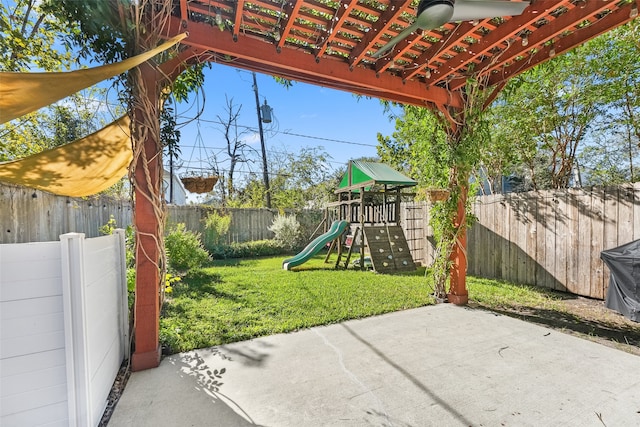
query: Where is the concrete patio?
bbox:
[109,304,640,426]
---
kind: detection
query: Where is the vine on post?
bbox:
[427,74,495,299]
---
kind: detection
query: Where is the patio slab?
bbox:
[108,304,640,426]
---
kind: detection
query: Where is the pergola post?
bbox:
[131,61,162,371]
[448,187,468,305]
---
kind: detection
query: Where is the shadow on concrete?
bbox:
[168,347,266,426]
[218,339,274,368]
[341,324,474,426]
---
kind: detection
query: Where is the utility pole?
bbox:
[252,72,271,209]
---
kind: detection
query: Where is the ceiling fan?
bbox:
[372,0,530,58]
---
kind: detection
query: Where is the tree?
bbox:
[485,23,640,190]
[377,77,493,299]
[0,0,76,72]
[492,49,607,190]
[211,97,255,205]
[0,1,111,163]
[268,147,334,209]
[584,22,640,183]
[578,132,638,185]
[377,106,449,190]
[230,146,334,210]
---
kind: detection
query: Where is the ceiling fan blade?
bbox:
[372,22,420,59]
[450,0,530,22]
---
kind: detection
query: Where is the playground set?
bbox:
[283,161,418,273]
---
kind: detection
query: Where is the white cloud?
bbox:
[241,132,261,145]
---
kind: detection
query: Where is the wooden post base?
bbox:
[132,346,161,371]
[447,292,469,305]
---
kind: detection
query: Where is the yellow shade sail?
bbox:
[0,116,132,197]
[0,33,186,124]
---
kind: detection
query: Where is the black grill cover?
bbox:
[600,240,640,322]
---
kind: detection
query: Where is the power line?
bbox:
[195,117,377,148]
[176,144,356,170]
[277,130,377,147]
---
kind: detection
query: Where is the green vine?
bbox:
[379,76,494,300]
[428,76,493,299]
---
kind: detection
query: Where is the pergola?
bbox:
[131,0,639,370]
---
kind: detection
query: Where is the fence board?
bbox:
[533,192,546,287]
[603,186,620,297]
[516,195,529,285]
[633,182,640,241]
[482,196,492,277]
[525,196,537,286]
[566,189,579,294]
[468,200,480,275]
[494,195,507,280]
[590,187,606,299]
[555,192,568,292]
[462,185,640,299]
[6,181,640,300]
[618,185,634,245]
[576,190,592,297]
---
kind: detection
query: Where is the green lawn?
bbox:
[159,255,565,354]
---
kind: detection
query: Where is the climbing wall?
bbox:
[363,226,416,274]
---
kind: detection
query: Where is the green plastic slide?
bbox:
[282,220,349,270]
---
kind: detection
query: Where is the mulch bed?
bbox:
[471,296,640,356]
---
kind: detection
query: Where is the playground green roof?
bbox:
[338,161,417,191]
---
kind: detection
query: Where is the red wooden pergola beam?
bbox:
[424,0,568,87]
[375,31,423,74]
[232,0,246,41]
[168,16,463,108]
[315,1,358,59]
[179,0,187,23]
[450,0,617,90]
[131,46,210,371]
[487,0,640,87]
[276,1,303,52]
[349,0,413,67]
[218,54,437,108]
[402,21,484,81]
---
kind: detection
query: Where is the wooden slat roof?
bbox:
[167,0,639,109]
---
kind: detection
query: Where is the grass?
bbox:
[160,255,435,353]
[466,276,566,311]
[159,255,575,354]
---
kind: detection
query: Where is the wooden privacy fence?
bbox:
[166,206,324,244]
[466,185,640,299]
[1,183,324,245]
[1,183,131,244]
[0,231,129,427]
[401,185,640,300]
[4,181,637,299]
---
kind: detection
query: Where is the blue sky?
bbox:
[171,63,401,181]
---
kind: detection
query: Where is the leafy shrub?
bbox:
[98,214,118,235]
[209,239,288,259]
[165,223,211,273]
[164,273,180,294]
[268,214,303,251]
[203,211,231,253]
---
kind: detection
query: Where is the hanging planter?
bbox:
[424,188,450,202]
[181,176,218,194]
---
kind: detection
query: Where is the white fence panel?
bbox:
[1,232,128,427]
[1,241,69,427]
[80,231,128,427]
